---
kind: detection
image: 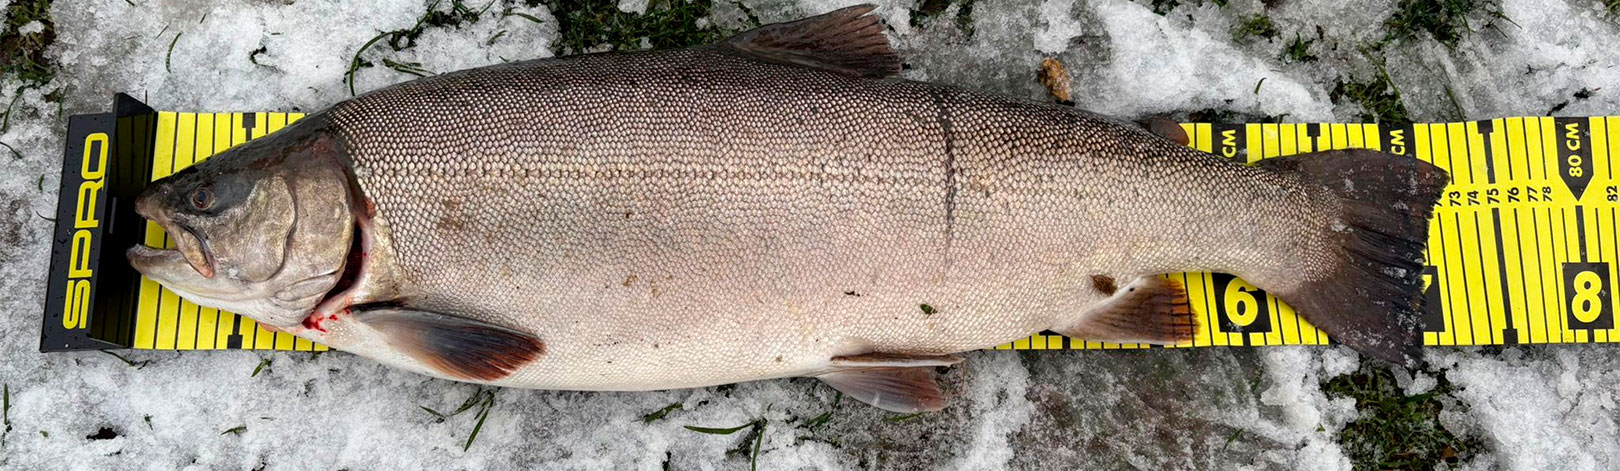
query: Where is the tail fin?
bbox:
[1255,150,1449,365]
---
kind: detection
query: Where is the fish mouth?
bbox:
[128,211,217,279]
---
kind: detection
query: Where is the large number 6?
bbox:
[1225,278,1262,327]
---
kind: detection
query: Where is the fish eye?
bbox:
[190,187,215,211]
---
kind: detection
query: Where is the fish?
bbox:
[126,5,1448,413]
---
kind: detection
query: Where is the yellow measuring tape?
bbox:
[125,113,1619,352]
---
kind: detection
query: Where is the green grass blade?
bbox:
[165,32,182,73]
[683,422,753,435]
[749,420,765,471]
[463,394,495,451]
[642,402,682,423]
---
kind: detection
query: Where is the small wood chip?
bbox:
[1038,58,1073,104]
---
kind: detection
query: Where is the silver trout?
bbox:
[126,5,1447,412]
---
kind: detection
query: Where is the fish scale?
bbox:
[128,6,1445,411]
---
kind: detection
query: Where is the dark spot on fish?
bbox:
[437,199,465,231]
[774,356,783,362]
[920,304,937,315]
[844,291,861,297]
[1090,275,1118,295]
[624,211,633,219]
[623,275,637,287]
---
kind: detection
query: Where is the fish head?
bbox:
[127,121,357,329]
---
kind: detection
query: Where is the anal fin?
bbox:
[1055,276,1197,345]
[815,353,961,413]
[352,307,545,382]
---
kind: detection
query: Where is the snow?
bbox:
[618,0,649,15]
[2,0,1619,469]
[1431,347,1620,470]
[1033,0,1085,55]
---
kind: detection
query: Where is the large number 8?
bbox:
[1225,278,1262,326]
[1572,271,1604,323]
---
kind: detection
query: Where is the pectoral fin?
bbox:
[815,353,961,413]
[1055,276,1197,344]
[352,307,545,382]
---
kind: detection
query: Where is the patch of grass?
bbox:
[688,417,770,468]
[1381,0,1509,48]
[910,0,975,34]
[882,412,926,422]
[1329,64,1411,124]
[1324,366,1482,470]
[538,0,754,55]
[415,388,497,450]
[251,358,271,377]
[220,425,246,436]
[1,0,55,87]
[420,388,493,424]
[1280,33,1317,63]
[1232,15,1279,42]
[692,418,767,470]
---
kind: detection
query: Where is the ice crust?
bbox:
[1,0,1617,469]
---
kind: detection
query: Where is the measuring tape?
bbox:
[44,107,1619,352]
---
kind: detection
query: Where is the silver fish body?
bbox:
[130,6,1445,411]
[325,49,1294,389]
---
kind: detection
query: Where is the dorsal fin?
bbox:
[721,4,901,78]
